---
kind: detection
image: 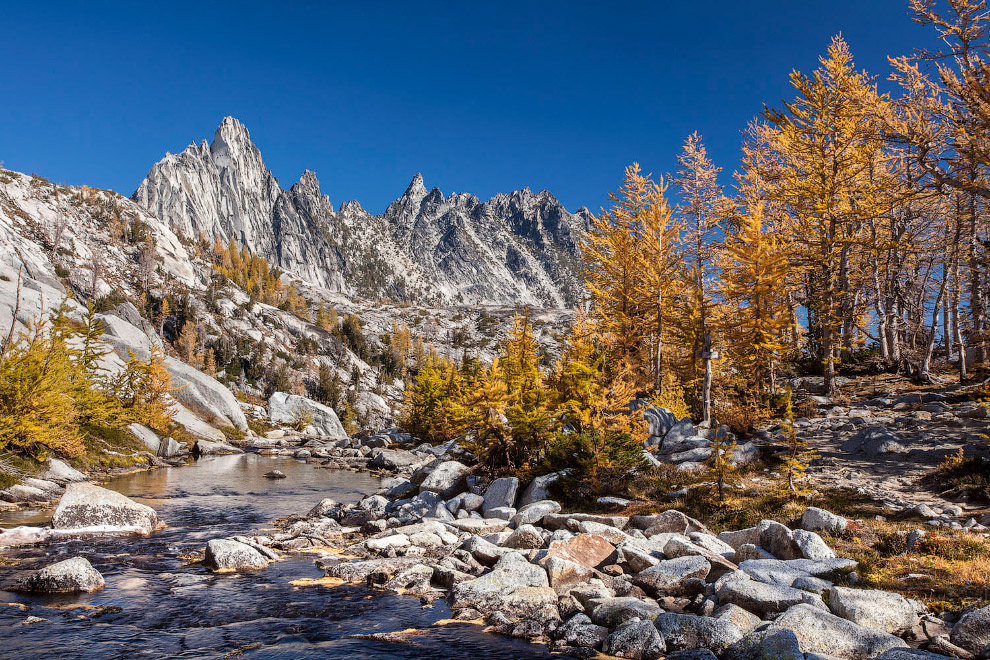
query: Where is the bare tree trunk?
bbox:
[0,266,23,359]
[919,264,949,381]
[701,332,713,426]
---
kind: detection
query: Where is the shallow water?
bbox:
[0,455,551,659]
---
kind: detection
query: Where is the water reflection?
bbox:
[0,455,551,659]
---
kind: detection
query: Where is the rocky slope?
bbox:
[133,117,592,307]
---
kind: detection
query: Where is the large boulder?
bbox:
[802,507,849,534]
[449,551,556,619]
[268,392,347,440]
[604,618,666,659]
[950,605,990,656]
[369,449,421,471]
[767,603,909,660]
[167,357,249,431]
[555,613,608,648]
[204,539,271,571]
[14,557,105,593]
[482,477,519,515]
[828,587,920,633]
[52,482,161,534]
[193,438,243,455]
[655,612,745,653]
[793,529,835,560]
[716,577,823,617]
[129,423,185,458]
[841,427,907,456]
[590,596,664,628]
[511,500,562,527]
[418,461,470,498]
[38,458,87,485]
[519,471,565,507]
[632,555,710,596]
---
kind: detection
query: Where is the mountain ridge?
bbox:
[132,117,592,307]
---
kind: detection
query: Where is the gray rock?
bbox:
[38,458,87,485]
[717,577,824,617]
[644,406,679,437]
[482,477,519,515]
[632,555,710,596]
[767,603,908,660]
[590,596,663,627]
[604,618,666,659]
[447,492,485,513]
[802,507,849,534]
[668,651,720,660]
[828,587,919,633]
[204,539,270,571]
[447,518,511,535]
[268,392,346,439]
[759,629,804,660]
[874,651,958,660]
[449,552,555,618]
[950,605,990,656]
[759,520,801,560]
[510,499,561,527]
[794,529,836,560]
[0,484,49,503]
[732,544,776,563]
[555,612,609,648]
[719,526,763,551]
[52,482,161,533]
[369,449,421,470]
[643,509,711,536]
[308,498,341,518]
[841,427,908,456]
[322,556,429,582]
[655,612,745,653]
[193,438,243,455]
[15,557,105,593]
[739,558,858,587]
[713,603,763,634]
[418,460,470,498]
[504,524,545,550]
[486,506,517,520]
[519,471,565,507]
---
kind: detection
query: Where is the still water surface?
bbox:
[0,454,551,659]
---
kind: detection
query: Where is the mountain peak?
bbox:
[404,173,427,199]
[214,116,251,143]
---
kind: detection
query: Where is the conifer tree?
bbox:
[672,132,727,424]
[502,310,553,468]
[456,358,511,471]
[761,36,889,394]
[720,202,792,395]
[584,164,681,392]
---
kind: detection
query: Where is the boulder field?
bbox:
[227,435,985,660]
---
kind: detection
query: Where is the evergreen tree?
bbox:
[720,202,792,395]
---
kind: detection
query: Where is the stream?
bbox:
[0,454,551,659]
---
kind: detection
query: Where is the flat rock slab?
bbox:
[52,482,162,534]
[767,603,909,660]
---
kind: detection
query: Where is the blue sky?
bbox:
[1,1,929,214]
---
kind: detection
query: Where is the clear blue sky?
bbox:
[0,1,929,215]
